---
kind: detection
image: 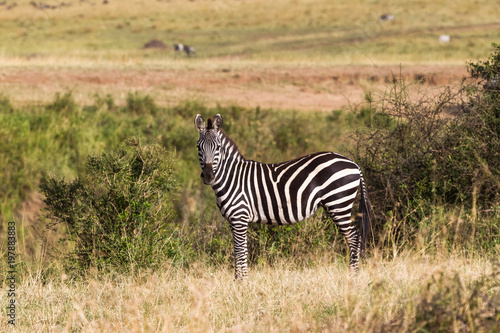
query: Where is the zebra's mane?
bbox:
[220,129,243,158]
[206,117,215,130]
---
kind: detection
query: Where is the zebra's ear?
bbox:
[195,114,205,132]
[213,114,223,131]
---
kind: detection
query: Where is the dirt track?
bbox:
[0,65,468,110]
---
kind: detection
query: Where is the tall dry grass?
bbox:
[1,253,497,332]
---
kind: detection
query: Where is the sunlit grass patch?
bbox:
[1,254,497,331]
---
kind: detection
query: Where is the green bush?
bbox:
[0,95,13,113]
[45,92,78,114]
[94,93,116,111]
[125,92,158,115]
[40,139,183,272]
[468,43,500,83]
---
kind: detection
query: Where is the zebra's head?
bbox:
[194,114,223,185]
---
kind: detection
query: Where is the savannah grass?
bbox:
[0,244,497,331]
[0,0,499,65]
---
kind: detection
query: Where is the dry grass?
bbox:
[2,252,497,332]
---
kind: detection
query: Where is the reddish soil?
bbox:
[0,65,468,111]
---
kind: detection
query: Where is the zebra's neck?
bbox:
[212,132,245,191]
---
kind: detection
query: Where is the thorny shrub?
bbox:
[353,44,500,235]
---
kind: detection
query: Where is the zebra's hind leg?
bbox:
[332,215,361,275]
[229,221,249,280]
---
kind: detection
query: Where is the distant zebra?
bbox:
[195,114,374,279]
[173,43,184,52]
[184,45,196,56]
[378,13,394,22]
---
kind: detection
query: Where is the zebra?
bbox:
[195,114,373,279]
[184,45,196,56]
[173,43,184,52]
[378,13,394,22]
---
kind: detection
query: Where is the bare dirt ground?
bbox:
[0,64,468,110]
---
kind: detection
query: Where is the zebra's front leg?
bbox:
[229,221,249,280]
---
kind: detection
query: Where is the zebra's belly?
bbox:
[250,202,321,225]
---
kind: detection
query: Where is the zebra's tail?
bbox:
[358,170,374,256]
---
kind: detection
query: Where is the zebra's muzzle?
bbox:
[202,163,214,185]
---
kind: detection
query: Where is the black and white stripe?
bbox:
[195,114,373,279]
